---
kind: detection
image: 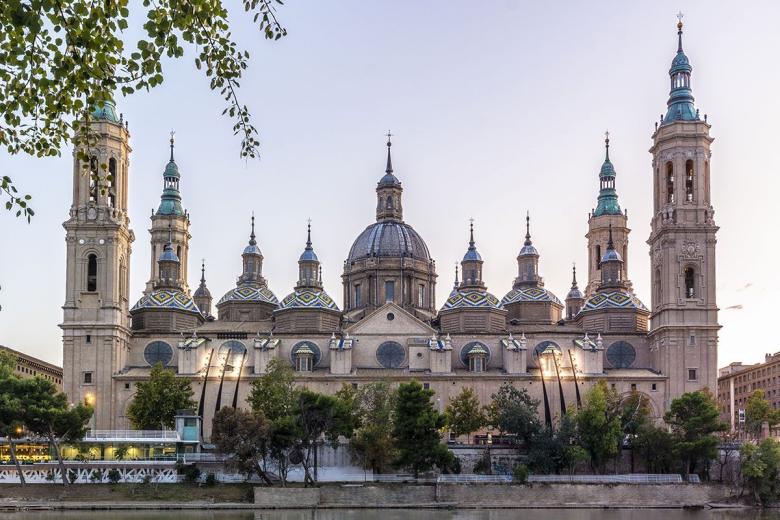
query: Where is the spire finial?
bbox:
[200,259,206,284]
[169,130,175,162]
[469,218,475,248]
[249,213,257,246]
[167,223,173,247]
[604,130,610,161]
[306,218,312,248]
[385,130,393,174]
[454,262,460,288]
[571,262,578,287]
[676,11,684,52]
[524,211,532,246]
[607,223,615,250]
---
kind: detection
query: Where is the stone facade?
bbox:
[61,21,718,437]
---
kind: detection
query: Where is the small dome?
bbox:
[601,247,623,263]
[378,172,401,187]
[462,248,482,262]
[91,100,120,123]
[279,288,339,311]
[217,285,279,307]
[193,284,211,299]
[468,344,489,356]
[347,221,431,263]
[566,286,583,300]
[442,289,502,311]
[299,248,318,262]
[131,289,201,315]
[243,243,262,256]
[518,244,538,257]
[158,247,179,263]
[501,286,562,306]
[670,51,692,74]
[164,160,180,179]
[581,290,648,313]
[599,158,615,178]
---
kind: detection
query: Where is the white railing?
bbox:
[438,474,684,484]
[177,453,228,463]
[84,430,179,442]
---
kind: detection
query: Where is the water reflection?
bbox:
[1,509,778,520]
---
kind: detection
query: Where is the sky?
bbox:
[0,1,777,368]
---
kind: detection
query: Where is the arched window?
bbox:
[291,341,321,372]
[684,267,696,298]
[685,160,694,202]
[108,158,117,208]
[654,268,662,305]
[666,162,674,204]
[119,258,127,301]
[460,342,491,371]
[386,195,393,209]
[595,245,601,270]
[87,254,98,292]
[89,156,99,203]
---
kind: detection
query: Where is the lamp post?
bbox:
[486,432,493,475]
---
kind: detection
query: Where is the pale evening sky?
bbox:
[0,1,775,368]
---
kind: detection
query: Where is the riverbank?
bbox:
[0,482,746,510]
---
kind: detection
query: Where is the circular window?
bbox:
[376,341,405,368]
[533,340,560,360]
[291,341,322,366]
[460,342,491,366]
[219,341,247,371]
[607,341,636,369]
[386,312,395,321]
[144,341,173,367]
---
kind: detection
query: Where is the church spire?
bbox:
[157,131,185,216]
[297,219,321,288]
[461,219,485,288]
[376,132,404,221]
[193,259,213,317]
[593,131,622,217]
[385,132,393,175]
[663,13,699,124]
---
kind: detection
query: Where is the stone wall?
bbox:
[254,482,735,509]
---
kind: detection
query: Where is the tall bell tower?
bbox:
[648,17,719,406]
[61,101,134,429]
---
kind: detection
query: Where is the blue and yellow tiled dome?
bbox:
[580,290,648,313]
[501,286,562,306]
[279,288,339,311]
[217,285,279,307]
[442,289,502,310]
[131,288,202,315]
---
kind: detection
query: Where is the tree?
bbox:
[740,438,780,504]
[664,390,727,477]
[211,407,272,485]
[576,380,622,473]
[527,411,587,475]
[0,372,26,484]
[248,359,298,422]
[0,1,288,220]
[445,387,485,443]
[485,383,541,446]
[744,390,780,439]
[632,424,677,473]
[392,381,449,477]
[19,377,92,486]
[126,363,195,430]
[349,381,397,474]
[620,391,653,472]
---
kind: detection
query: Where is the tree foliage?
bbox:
[248,358,298,422]
[211,406,272,485]
[664,390,727,476]
[576,380,622,473]
[0,0,287,219]
[741,438,780,504]
[348,381,397,474]
[392,380,450,477]
[444,387,485,442]
[126,362,195,430]
[485,383,541,445]
[744,390,780,439]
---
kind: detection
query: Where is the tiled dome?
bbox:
[347,221,431,263]
[217,285,279,306]
[279,289,339,311]
[131,289,201,315]
[442,289,502,311]
[580,290,647,313]
[501,286,562,306]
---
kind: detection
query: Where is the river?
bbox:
[0,510,776,520]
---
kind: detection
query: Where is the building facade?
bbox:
[1,345,63,389]
[717,355,780,433]
[61,20,719,437]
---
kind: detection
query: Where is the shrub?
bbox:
[472,450,491,475]
[205,473,217,486]
[180,464,201,483]
[107,469,121,484]
[513,464,529,484]
[90,469,103,483]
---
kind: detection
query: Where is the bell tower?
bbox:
[648,16,719,405]
[61,100,134,429]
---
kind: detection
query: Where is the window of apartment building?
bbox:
[83,372,93,384]
[688,368,698,381]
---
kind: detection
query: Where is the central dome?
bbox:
[347,221,431,263]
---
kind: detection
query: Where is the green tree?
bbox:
[392,381,449,477]
[126,362,195,430]
[485,383,541,445]
[0,0,288,220]
[0,373,26,484]
[576,380,622,473]
[349,381,397,474]
[445,387,485,443]
[745,390,780,439]
[632,424,677,473]
[740,438,780,504]
[19,377,92,486]
[664,390,727,477]
[620,391,653,471]
[527,411,587,475]
[211,407,272,485]
[248,359,299,422]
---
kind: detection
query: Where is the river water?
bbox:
[0,510,777,520]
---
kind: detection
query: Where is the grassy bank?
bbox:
[0,483,254,503]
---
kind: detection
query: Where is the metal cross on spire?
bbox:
[676,11,684,24]
[169,130,176,161]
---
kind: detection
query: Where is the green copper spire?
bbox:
[90,99,120,123]
[593,131,622,217]
[663,13,699,124]
[156,131,185,217]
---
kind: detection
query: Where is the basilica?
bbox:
[61,20,719,437]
